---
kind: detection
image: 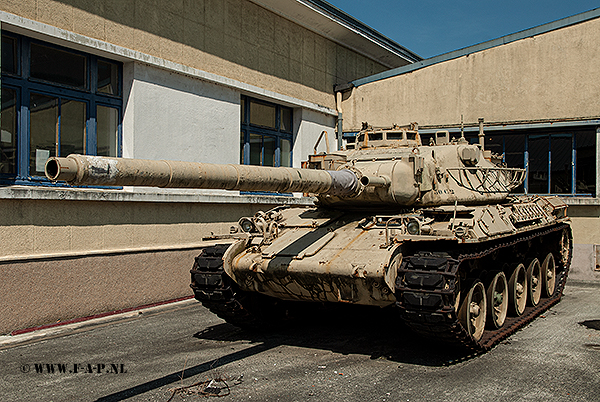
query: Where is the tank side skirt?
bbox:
[395,222,572,352]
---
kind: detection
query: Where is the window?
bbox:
[471,129,596,196]
[240,96,293,168]
[0,32,122,183]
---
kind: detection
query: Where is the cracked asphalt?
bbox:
[1,280,599,402]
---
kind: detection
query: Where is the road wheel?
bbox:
[526,258,542,306]
[486,271,508,329]
[508,263,527,316]
[458,280,487,341]
[541,253,556,297]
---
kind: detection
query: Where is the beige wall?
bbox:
[342,17,600,130]
[0,248,203,333]
[2,0,388,110]
[0,196,286,333]
[0,198,259,258]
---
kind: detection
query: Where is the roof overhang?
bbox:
[249,0,422,69]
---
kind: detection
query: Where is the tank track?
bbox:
[190,244,296,329]
[395,222,572,352]
[189,244,260,328]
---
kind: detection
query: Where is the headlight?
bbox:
[406,220,420,235]
[239,218,255,233]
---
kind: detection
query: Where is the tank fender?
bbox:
[222,238,249,284]
[384,252,402,293]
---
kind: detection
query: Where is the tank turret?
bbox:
[45,126,524,208]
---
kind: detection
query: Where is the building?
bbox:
[338,8,600,283]
[0,0,420,333]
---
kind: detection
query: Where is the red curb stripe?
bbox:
[10,295,195,336]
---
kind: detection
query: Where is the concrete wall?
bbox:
[122,62,241,163]
[0,191,313,334]
[570,207,600,281]
[3,0,389,110]
[341,17,600,130]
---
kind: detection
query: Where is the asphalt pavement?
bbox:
[1,280,599,402]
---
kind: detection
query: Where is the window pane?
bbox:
[30,43,86,89]
[1,88,17,174]
[60,99,86,156]
[576,131,596,196]
[249,133,262,166]
[2,35,17,75]
[263,136,275,167]
[30,93,58,175]
[280,138,291,167]
[502,134,525,193]
[97,60,119,95]
[550,135,572,194]
[97,106,118,156]
[280,107,292,132]
[528,136,549,194]
[249,101,276,128]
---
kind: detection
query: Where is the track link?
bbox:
[190,244,259,328]
[395,223,572,352]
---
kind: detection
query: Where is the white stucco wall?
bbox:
[122,62,241,164]
[292,109,337,167]
[123,62,337,169]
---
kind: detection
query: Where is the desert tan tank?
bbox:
[45,123,572,352]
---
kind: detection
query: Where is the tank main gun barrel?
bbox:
[45,154,360,196]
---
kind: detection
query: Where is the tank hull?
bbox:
[191,195,571,351]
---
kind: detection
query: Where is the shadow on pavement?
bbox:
[95,304,476,401]
[194,304,476,367]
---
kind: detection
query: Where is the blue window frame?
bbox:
[1,32,123,184]
[240,96,293,168]
[465,128,596,196]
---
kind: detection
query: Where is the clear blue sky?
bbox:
[327,1,600,59]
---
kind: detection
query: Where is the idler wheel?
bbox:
[526,258,542,306]
[458,280,487,341]
[485,271,508,329]
[559,228,572,268]
[541,253,556,297]
[508,263,527,316]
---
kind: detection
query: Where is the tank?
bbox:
[45,123,572,352]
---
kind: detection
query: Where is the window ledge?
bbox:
[0,185,317,206]
[561,196,600,206]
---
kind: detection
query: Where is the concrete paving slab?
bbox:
[0,281,599,402]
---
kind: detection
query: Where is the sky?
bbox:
[327,1,600,59]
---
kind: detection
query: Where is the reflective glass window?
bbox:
[263,136,275,167]
[250,101,276,128]
[30,93,59,175]
[2,32,123,181]
[576,131,596,195]
[2,35,17,75]
[1,88,17,174]
[280,107,292,132]
[30,43,86,89]
[550,135,572,194]
[241,96,293,170]
[280,139,291,167]
[97,60,119,95]
[60,99,86,157]
[249,133,262,166]
[97,106,119,156]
